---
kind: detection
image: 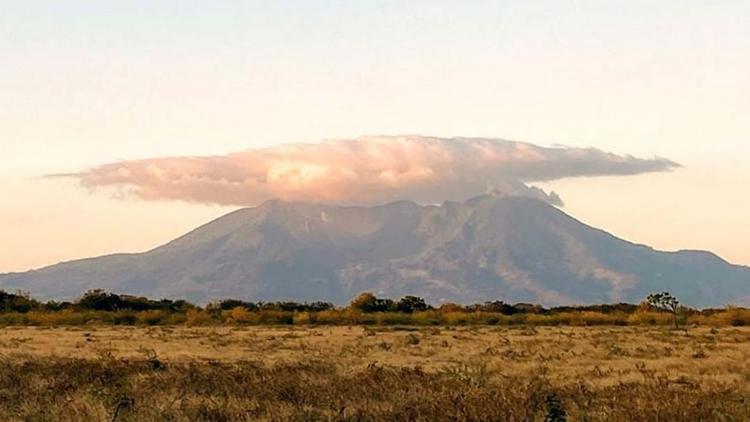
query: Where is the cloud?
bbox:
[60,135,678,206]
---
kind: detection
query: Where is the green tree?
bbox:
[0,290,41,313]
[396,296,429,314]
[349,292,396,313]
[349,292,379,312]
[646,291,681,329]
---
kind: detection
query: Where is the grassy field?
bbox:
[1,325,749,421]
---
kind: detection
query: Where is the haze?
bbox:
[2,0,749,272]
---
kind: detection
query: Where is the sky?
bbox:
[1,0,749,272]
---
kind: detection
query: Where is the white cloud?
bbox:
[60,135,678,206]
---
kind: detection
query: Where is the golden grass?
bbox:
[1,326,749,420]
[3,307,750,328]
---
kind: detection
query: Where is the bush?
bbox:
[696,307,750,327]
[442,311,472,325]
[0,312,29,325]
[293,311,312,325]
[136,310,168,326]
[410,310,442,326]
[628,311,676,326]
[224,306,258,324]
[75,289,194,312]
[375,312,413,326]
[186,309,216,326]
[113,311,138,325]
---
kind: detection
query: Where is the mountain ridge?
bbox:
[1,194,748,307]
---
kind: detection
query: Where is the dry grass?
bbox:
[1,326,749,420]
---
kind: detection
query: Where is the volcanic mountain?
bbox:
[1,194,748,307]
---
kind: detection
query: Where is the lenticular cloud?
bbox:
[63,135,678,206]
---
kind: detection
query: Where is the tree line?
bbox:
[0,289,746,327]
[0,289,665,315]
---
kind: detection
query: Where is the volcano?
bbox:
[2,193,748,307]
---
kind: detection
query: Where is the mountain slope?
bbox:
[1,194,748,307]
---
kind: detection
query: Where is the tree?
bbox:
[349,292,395,313]
[349,292,379,312]
[76,289,120,311]
[646,291,681,329]
[0,290,41,313]
[396,296,429,314]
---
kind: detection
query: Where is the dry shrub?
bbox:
[27,310,99,326]
[2,305,750,328]
[697,307,750,327]
[311,309,343,325]
[441,311,472,325]
[136,310,167,326]
[439,303,464,313]
[0,312,29,325]
[293,311,312,325]
[185,309,215,326]
[410,310,442,326]
[259,310,294,325]
[628,311,672,326]
[223,306,258,324]
[524,314,552,326]
[374,312,412,326]
[569,311,628,326]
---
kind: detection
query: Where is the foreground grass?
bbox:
[1,326,749,421]
[1,357,748,421]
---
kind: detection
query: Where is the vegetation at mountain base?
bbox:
[0,289,748,328]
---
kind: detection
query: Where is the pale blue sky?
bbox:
[1,1,749,270]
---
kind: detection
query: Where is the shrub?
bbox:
[628,311,671,326]
[375,312,412,326]
[256,310,294,325]
[438,303,464,313]
[404,333,421,345]
[0,312,29,325]
[225,306,257,324]
[699,307,750,327]
[112,311,138,325]
[186,309,216,326]
[293,311,312,325]
[136,310,167,326]
[410,310,442,326]
[442,311,472,325]
[211,299,258,311]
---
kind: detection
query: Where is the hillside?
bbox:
[1,194,748,307]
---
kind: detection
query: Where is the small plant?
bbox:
[544,393,567,422]
[137,347,166,371]
[404,333,421,346]
[377,341,392,351]
[111,395,135,421]
[692,349,708,359]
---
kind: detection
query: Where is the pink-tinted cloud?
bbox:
[60,135,678,206]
